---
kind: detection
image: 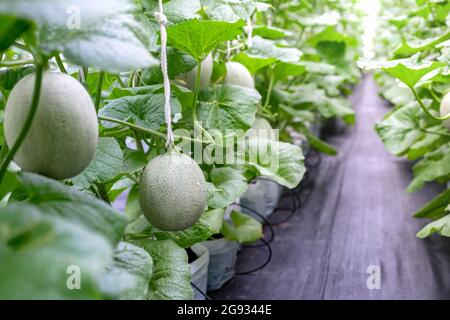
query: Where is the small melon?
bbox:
[440,92,450,130]
[246,117,276,140]
[138,152,207,231]
[4,71,98,180]
[224,61,254,88]
[179,54,213,90]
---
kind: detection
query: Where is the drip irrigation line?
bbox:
[270,188,300,226]
[255,176,302,210]
[191,282,212,300]
[235,239,272,276]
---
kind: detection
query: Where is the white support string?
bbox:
[245,17,253,48]
[155,0,174,150]
[226,41,232,61]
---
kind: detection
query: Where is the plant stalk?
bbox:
[55,54,68,74]
[0,64,44,183]
[98,115,211,145]
[411,87,450,121]
[94,71,105,111]
[264,68,275,109]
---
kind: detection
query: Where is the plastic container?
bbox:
[240,178,283,221]
[189,244,210,300]
[201,238,240,291]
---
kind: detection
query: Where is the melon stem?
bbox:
[98,115,212,145]
[0,63,44,184]
[411,87,450,121]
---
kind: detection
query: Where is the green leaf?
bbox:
[122,147,147,175]
[72,138,123,188]
[280,84,354,124]
[0,0,135,27]
[238,137,305,189]
[375,103,431,156]
[0,169,19,201]
[247,36,302,63]
[99,242,153,300]
[0,15,31,51]
[300,61,336,75]
[407,126,450,160]
[40,12,158,73]
[221,211,262,244]
[414,189,450,220]
[201,0,256,22]
[167,19,245,60]
[0,66,35,91]
[100,92,181,131]
[232,52,277,74]
[143,0,201,24]
[279,105,315,122]
[197,84,260,131]
[1,0,159,72]
[407,144,450,192]
[0,203,114,299]
[417,213,450,238]
[137,239,193,300]
[296,124,337,156]
[253,25,288,40]
[358,57,446,88]
[308,26,357,47]
[207,167,248,208]
[125,185,142,223]
[393,31,450,58]
[142,48,197,83]
[152,208,224,248]
[273,62,306,82]
[17,172,127,243]
[434,0,450,23]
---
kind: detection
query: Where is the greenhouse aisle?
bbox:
[211,75,450,300]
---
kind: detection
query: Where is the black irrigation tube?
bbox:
[223,150,322,278]
[235,239,272,276]
[191,282,212,300]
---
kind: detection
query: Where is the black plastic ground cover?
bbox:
[210,75,450,300]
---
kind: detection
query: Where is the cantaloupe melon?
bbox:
[4,71,98,180]
[138,152,207,231]
[224,61,254,89]
[178,54,213,90]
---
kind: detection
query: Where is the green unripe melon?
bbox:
[179,54,213,90]
[138,152,207,231]
[4,71,98,180]
[224,61,254,88]
[440,92,450,130]
[246,117,276,140]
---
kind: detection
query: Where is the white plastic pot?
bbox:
[190,243,210,300]
[200,238,240,291]
[240,178,283,221]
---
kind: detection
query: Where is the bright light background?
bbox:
[359,0,380,59]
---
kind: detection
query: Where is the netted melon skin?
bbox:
[139,153,207,231]
[4,72,98,180]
